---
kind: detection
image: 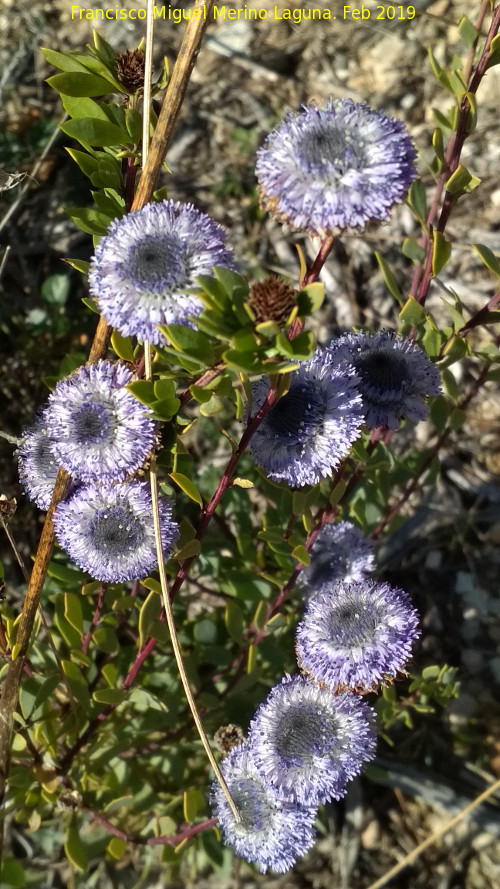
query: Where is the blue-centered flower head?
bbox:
[328,330,441,429]
[248,349,364,487]
[53,481,178,583]
[296,579,420,692]
[256,99,417,235]
[248,675,376,806]
[298,520,374,597]
[88,200,235,344]
[210,742,317,874]
[45,360,155,484]
[17,412,61,510]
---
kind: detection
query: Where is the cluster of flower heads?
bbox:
[17,360,178,582]
[248,333,440,488]
[211,519,419,872]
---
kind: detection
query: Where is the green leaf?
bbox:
[92,626,119,654]
[107,838,127,860]
[65,257,90,275]
[65,206,112,236]
[47,72,113,97]
[173,538,201,560]
[41,47,91,73]
[374,252,403,305]
[458,15,479,46]
[445,164,480,196]
[162,324,215,365]
[225,600,244,644]
[407,179,427,223]
[64,593,83,636]
[41,273,70,307]
[66,148,99,178]
[60,117,131,148]
[126,380,155,405]
[0,858,27,888]
[125,108,143,142]
[431,231,452,276]
[399,296,426,326]
[291,545,310,565]
[472,243,500,278]
[64,816,88,872]
[110,330,134,361]
[402,239,426,263]
[296,281,324,316]
[93,688,125,705]
[253,601,268,630]
[183,789,205,823]
[139,592,161,649]
[169,472,203,506]
[81,296,99,312]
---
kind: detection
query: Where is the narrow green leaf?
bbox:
[66,148,98,178]
[446,164,480,195]
[407,180,427,223]
[125,108,143,143]
[225,600,244,644]
[431,231,452,276]
[139,592,161,649]
[374,252,403,305]
[296,281,324,316]
[64,593,83,636]
[126,380,156,405]
[41,47,90,73]
[65,206,112,236]
[472,243,500,278]
[253,601,268,630]
[183,789,204,824]
[173,539,201,560]
[107,838,127,860]
[64,816,88,872]
[458,15,479,47]
[64,257,90,275]
[402,239,426,263]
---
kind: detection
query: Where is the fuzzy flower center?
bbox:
[90,507,145,555]
[266,382,325,443]
[354,348,410,393]
[298,122,368,175]
[275,703,337,764]
[127,234,187,292]
[330,597,380,647]
[73,402,115,444]
[232,778,273,834]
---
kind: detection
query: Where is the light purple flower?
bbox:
[256,99,417,235]
[54,481,178,582]
[296,579,420,691]
[248,675,376,805]
[17,413,60,510]
[248,349,364,487]
[45,360,155,483]
[210,742,317,874]
[298,520,374,596]
[328,330,441,429]
[89,200,235,344]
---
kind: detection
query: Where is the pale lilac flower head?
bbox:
[298,520,374,596]
[248,675,376,805]
[256,99,417,235]
[45,360,155,483]
[296,579,420,692]
[89,200,235,344]
[17,413,60,510]
[329,331,441,429]
[54,481,178,582]
[248,349,364,487]
[210,742,317,874]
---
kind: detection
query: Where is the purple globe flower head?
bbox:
[210,742,317,874]
[248,349,364,488]
[298,520,374,596]
[17,412,61,510]
[328,330,441,430]
[248,675,376,806]
[88,200,235,345]
[54,481,178,583]
[45,360,156,484]
[296,579,420,692]
[256,99,417,236]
